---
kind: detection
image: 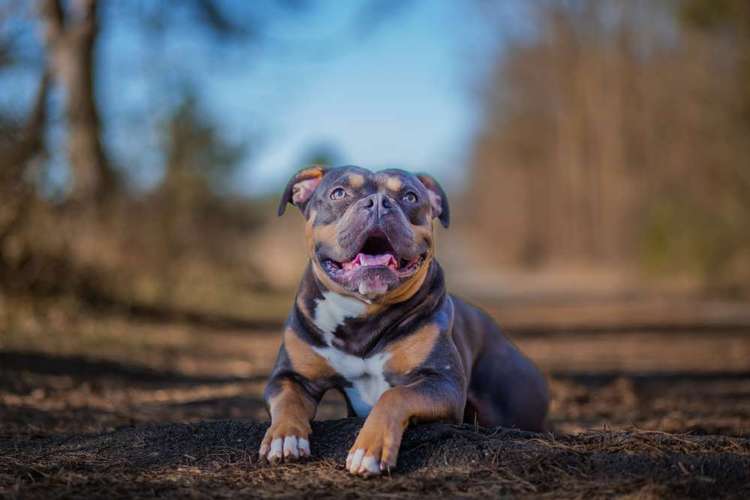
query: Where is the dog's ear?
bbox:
[278,165,329,216]
[416,173,450,228]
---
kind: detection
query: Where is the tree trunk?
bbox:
[38,0,115,207]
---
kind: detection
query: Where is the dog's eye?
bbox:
[403,191,418,204]
[330,187,346,200]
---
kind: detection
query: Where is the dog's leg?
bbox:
[259,378,317,463]
[347,375,465,476]
[260,326,334,463]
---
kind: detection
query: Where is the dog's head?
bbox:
[278,165,449,303]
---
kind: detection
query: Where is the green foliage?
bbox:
[160,91,246,196]
[299,143,342,168]
[682,0,733,30]
[681,0,750,32]
[641,198,738,278]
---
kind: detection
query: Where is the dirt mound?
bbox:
[2,419,749,499]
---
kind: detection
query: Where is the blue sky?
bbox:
[2,1,529,197]
[229,1,498,195]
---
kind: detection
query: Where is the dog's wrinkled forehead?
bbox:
[318,166,424,195]
[309,167,429,224]
[278,164,450,228]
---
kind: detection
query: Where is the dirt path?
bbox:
[2,299,750,498]
[2,419,749,499]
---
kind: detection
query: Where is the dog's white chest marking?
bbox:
[311,292,391,417]
[314,347,392,417]
[313,291,366,344]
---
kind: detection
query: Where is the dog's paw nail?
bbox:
[267,437,283,463]
[359,455,380,476]
[283,436,299,460]
[348,449,365,474]
[299,438,310,457]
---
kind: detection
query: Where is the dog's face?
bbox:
[278,165,449,302]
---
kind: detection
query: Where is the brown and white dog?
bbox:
[260,165,548,476]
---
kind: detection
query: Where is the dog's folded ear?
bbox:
[278,165,329,216]
[416,174,450,228]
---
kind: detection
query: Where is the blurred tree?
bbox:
[674,0,750,293]
[0,0,411,302]
[160,91,245,198]
[681,0,750,32]
[468,0,750,294]
[154,90,246,301]
[299,143,343,167]
[0,72,49,248]
[0,4,48,249]
[12,0,312,209]
[681,0,750,120]
[38,0,116,207]
[8,0,405,208]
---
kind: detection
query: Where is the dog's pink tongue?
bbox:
[359,253,395,266]
[342,253,397,271]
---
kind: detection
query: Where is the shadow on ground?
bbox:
[0,350,265,390]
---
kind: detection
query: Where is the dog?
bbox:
[260,165,548,476]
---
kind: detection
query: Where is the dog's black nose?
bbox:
[362,193,393,216]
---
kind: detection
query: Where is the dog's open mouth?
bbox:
[322,232,425,281]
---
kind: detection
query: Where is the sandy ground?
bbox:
[1,297,749,498]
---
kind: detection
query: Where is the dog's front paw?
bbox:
[347,413,404,477]
[259,420,311,464]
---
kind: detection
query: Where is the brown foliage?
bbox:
[469,0,750,293]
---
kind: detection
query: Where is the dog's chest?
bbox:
[312,291,391,417]
[313,346,391,417]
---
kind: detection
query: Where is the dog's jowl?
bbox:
[260,165,549,476]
